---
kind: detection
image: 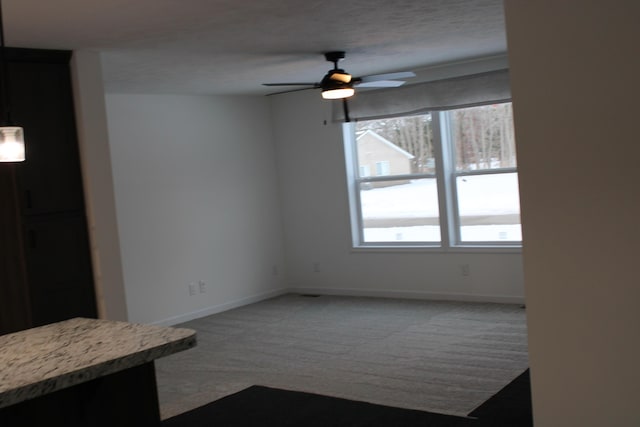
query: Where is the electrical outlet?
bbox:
[188,282,197,296]
[313,262,320,273]
[460,264,470,277]
[198,280,206,293]
[272,264,279,276]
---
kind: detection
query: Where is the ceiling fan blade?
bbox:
[355,80,407,88]
[262,83,319,87]
[265,86,319,96]
[357,71,416,83]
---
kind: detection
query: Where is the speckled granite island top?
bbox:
[0,317,196,409]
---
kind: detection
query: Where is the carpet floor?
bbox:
[156,294,529,420]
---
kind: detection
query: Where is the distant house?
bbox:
[356,130,414,188]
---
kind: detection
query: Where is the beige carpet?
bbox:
[155,294,529,420]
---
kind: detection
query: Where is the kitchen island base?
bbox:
[0,362,161,427]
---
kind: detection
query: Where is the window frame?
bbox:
[343,104,522,252]
[359,165,371,177]
[374,160,390,176]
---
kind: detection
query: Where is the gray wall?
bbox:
[105,93,287,324]
[505,1,640,425]
[71,51,128,321]
[270,90,525,302]
[71,58,525,324]
[92,86,525,326]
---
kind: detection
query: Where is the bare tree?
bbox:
[356,103,515,173]
[452,103,516,171]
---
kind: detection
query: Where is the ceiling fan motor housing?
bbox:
[324,51,346,64]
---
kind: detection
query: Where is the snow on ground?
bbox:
[360,173,520,218]
[360,173,522,242]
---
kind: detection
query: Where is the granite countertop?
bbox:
[0,317,196,409]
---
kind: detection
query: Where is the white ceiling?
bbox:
[3,0,507,95]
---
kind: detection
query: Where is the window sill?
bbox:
[350,245,522,254]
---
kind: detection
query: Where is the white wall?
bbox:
[270,90,525,303]
[505,1,640,425]
[71,50,128,321]
[105,94,286,325]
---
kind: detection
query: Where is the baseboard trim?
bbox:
[289,287,525,305]
[152,288,289,326]
[152,287,524,326]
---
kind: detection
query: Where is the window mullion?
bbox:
[433,112,456,248]
[342,123,364,247]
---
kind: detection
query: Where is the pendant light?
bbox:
[0,0,25,162]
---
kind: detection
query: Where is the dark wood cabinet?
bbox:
[0,48,97,334]
[0,164,31,333]
[9,52,86,215]
[23,213,96,326]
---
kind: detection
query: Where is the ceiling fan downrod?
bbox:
[324,51,346,70]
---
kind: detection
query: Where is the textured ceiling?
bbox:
[3,0,507,95]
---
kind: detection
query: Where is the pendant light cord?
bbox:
[0,0,11,126]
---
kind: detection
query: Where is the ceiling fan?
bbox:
[263,51,415,121]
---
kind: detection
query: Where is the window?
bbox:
[344,102,521,249]
[375,161,390,176]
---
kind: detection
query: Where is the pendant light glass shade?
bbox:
[0,126,25,162]
[321,87,355,100]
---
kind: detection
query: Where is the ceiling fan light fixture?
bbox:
[321,87,355,99]
[329,70,352,83]
[321,71,355,100]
